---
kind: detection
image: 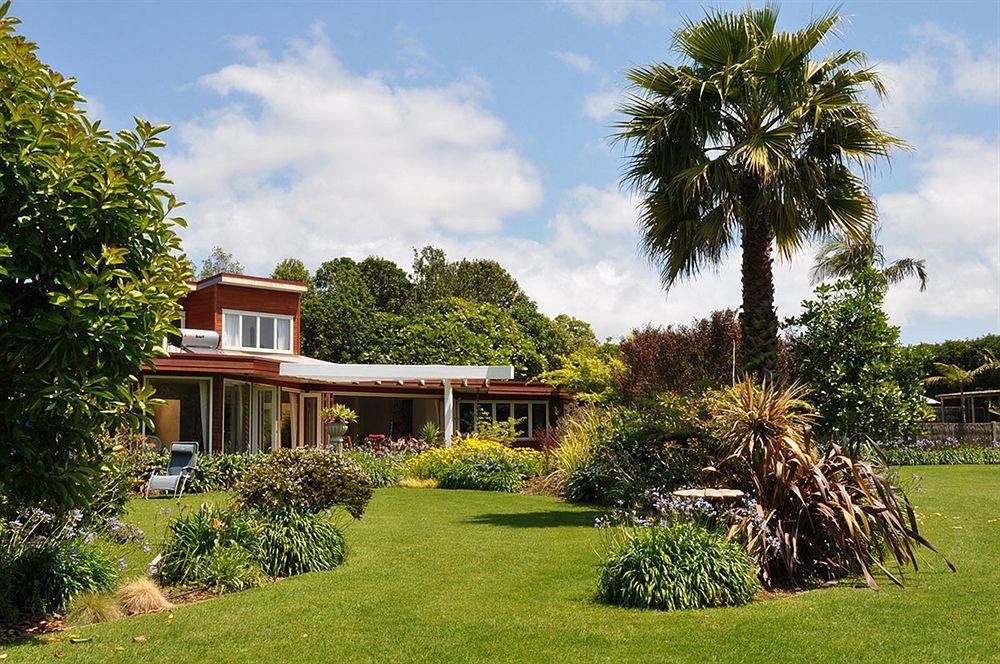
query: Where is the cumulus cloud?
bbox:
[876,24,1000,133]
[553,0,659,27]
[168,25,542,270]
[880,136,1000,324]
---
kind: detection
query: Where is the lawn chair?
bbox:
[145,442,199,498]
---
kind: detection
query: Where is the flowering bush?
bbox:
[597,520,758,610]
[404,438,544,492]
[0,509,118,624]
[344,450,406,488]
[353,436,431,458]
[233,449,373,518]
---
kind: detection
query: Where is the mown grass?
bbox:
[5,466,999,663]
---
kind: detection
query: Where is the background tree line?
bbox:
[269,247,597,379]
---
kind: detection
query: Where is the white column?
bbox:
[443,379,454,447]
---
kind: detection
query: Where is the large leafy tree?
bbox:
[271,257,311,285]
[787,271,930,456]
[0,4,190,511]
[811,228,927,290]
[616,5,902,373]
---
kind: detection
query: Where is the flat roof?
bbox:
[936,389,1000,399]
[186,272,308,293]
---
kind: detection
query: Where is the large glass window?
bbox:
[223,381,250,454]
[147,378,211,450]
[455,400,550,440]
[222,310,293,353]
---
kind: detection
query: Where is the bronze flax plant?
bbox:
[706,377,953,589]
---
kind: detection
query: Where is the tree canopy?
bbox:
[271,247,591,379]
[198,245,243,279]
[0,4,190,511]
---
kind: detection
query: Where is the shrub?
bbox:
[192,544,264,594]
[597,521,758,610]
[255,510,347,577]
[707,378,952,589]
[321,404,358,424]
[417,421,442,446]
[117,578,172,616]
[0,510,118,624]
[881,444,1000,466]
[404,439,544,492]
[786,272,932,456]
[67,591,123,625]
[233,448,373,518]
[186,453,262,493]
[0,7,190,513]
[564,406,702,505]
[551,406,602,487]
[0,537,117,624]
[344,450,404,488]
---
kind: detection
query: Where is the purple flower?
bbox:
[118,558,128,571]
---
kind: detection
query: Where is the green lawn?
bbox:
[6,465,1000,663]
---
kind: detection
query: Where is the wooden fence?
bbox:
[925,422,1000,444]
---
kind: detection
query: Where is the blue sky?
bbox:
[15,0,1000,343]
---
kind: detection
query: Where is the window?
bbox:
[147,377,211,450]
[455,400,550,440]
[222,310,293,353]
[223,381,250,454]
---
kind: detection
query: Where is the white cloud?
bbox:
[553,0,659,27]
[583,88,619,121]
[168,25,542,270]
[880,136,1000,323]
[552,50,594,74]
[876,24,999,133]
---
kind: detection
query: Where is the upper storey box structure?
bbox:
[179,273,308,355]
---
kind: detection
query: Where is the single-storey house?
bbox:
[143,272,568,454]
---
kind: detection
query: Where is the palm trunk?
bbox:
[739,206,780,377]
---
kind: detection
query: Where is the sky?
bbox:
[14,0,1000,343]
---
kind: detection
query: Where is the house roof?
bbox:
[148,350,566,399]
[186,272,308,293]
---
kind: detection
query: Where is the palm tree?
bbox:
[924,352,998,435]
[811,228,927,290]
[615,5,904,374]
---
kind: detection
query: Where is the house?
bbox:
[143,272,567,454]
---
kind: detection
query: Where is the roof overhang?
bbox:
[189,273,308,293]
[280,362,514,382]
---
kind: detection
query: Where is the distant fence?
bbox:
[924,422,999,444]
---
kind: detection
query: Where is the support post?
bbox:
[443,379,454,447]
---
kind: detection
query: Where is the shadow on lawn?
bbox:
[468,509,602,529]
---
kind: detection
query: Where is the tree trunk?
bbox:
[739,206,780,377]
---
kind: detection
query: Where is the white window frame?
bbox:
[222,309,294,354]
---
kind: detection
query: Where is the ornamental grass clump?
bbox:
[597,520,758,611]
[706,377,953,589]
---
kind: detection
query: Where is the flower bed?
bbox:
[880,437,1000,465]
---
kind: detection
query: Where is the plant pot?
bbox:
[325,421,349,452]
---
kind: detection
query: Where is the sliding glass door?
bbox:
[251,384,278,453]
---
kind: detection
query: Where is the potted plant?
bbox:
[321,404,358,452]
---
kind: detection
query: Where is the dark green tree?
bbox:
[358,256,412,313]
[787,271,930,456]
[271,257,311,285]
[0,4,190,511]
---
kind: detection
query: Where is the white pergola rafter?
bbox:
[279,363,514,445]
